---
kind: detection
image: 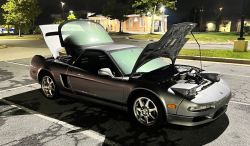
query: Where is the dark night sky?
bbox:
[0,0,244,24]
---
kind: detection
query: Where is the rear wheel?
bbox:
[41,73,59,99]
[130,93,164,129]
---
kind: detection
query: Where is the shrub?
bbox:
[22,26,30,34]
[33,26,41,34]
[244,26,250,35]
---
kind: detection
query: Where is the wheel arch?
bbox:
[37,68,54,83]
[127,88,168,118]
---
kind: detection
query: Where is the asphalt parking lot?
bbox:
[0,57,249,146]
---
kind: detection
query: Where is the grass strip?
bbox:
[130,32,250,42]
[0,35,43,40]
[179,49,250,59]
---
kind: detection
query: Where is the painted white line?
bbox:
[221,73,250,78]
[4,61,30,67]
[0,83,39,93]
[229,101,250,106]
[35,114,105,142]
[176,59,250,66]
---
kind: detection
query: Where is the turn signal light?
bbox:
[168,104,176,109]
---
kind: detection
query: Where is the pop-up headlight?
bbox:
[188,104,216,112]
[171,84,197,99]
[202,71,220,82]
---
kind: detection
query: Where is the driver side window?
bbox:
[74,50,120,77]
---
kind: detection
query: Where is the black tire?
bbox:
[40,73,59,99]
[129,93,165,129]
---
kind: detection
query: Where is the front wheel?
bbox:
[41,73,59,99]
[130,93,165,129]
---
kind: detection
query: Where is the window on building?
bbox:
[140,17,143,27]
[129,18,133,28]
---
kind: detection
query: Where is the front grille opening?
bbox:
[192,116,210,122]
[213,105,227,119]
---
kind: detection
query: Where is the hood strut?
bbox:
[191,32,202,72]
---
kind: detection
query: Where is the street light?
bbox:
[69,10,73,14]
[219,7,223,11]
[160,6,165,13]
[160,6,165,32]
[61,2,65,19]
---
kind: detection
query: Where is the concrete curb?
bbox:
[0,38,43,41]
[127,36,237,45]
[177,55,250,65]
[59,51,250,65]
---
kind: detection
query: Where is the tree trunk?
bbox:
[18,24,21,37]
[8,25,9,34]
[150,5,157,34]
[119,21,122,33]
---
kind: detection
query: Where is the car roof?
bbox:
[84,44,138,52]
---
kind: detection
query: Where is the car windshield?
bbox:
[61,21,114,46]
[110,48,169,75]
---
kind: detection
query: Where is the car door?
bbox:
[67,49,124,103]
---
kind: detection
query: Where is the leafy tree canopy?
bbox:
[1,0,41,36]
[102,0,131,32]
[132,0,177,16]
[132,0,177,33]
[67,14,77,20]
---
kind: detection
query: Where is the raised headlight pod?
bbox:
[171,84,198,99]
[202,71,220,82]
[188,104,216,112]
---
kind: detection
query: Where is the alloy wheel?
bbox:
[133,97,158,126]
[41,76,55,98]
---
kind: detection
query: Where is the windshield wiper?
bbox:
[127,72,146,76]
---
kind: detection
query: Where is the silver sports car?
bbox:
[30,20,231,128]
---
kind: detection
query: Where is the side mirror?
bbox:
[98,68,114,78]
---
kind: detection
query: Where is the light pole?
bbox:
[239,0,246,40]
[160,6,165,32]
[61,2,65,19]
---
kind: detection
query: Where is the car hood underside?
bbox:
[130,22,196,77]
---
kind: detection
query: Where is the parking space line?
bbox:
[3,61,30,67]
[0,83,38,94]
[229,101,250,106]
[0,98,120,145]
[221,73,250,78]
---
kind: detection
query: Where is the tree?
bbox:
[1,0,41,37]
[212,1,228,31]
[132,0,177,34]
[53,18,64,24]
[67,14,77,20]
[102,0,130,32]
[26,0,41,29]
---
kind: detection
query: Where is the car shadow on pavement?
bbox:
[4,89,229,146]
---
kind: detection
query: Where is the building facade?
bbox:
[206,19,250,32]
[88,14,168,33]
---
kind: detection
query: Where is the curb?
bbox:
[177,55,250,65]
[59,51,250,65]
[127,36,237,45]
[0,38,43,41]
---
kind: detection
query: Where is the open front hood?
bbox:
[130,22,196,77]
[40,20,114,59]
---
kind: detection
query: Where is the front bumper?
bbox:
[166,92,232,126]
